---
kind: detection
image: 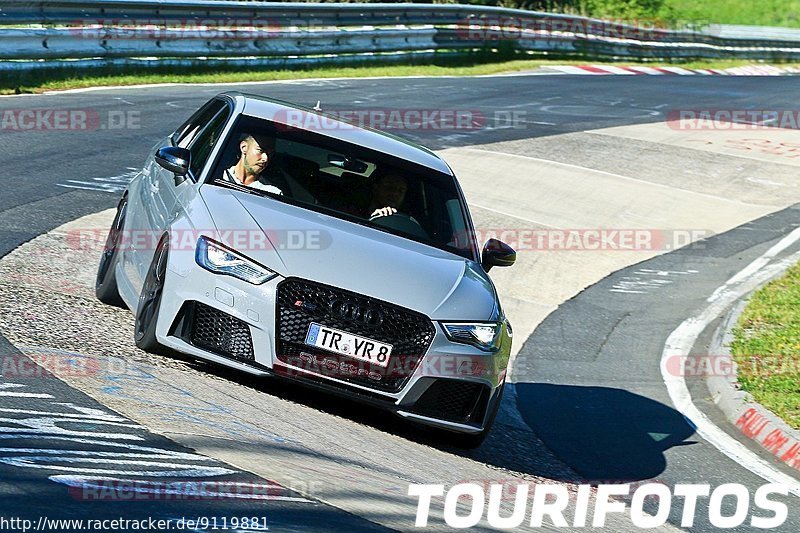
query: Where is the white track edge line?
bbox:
[661,229,800,496]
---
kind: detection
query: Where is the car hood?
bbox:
[199,186,497,320]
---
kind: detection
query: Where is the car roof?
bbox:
[225,92,453,176]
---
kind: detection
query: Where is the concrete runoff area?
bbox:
[591,121,800,168]
[440,120,800,359]
[471,131,800,206]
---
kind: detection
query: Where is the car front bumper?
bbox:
[155,250,511,434]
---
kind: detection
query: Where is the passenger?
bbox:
[221,134,283,195]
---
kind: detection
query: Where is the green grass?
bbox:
[574,0,800,27]
[662,0,800,28]
[2,56,792,95]
[731,261,800,429]
[529,0,800,27]
[0,59,549,94]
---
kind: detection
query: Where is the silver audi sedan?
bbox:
[96,92,516,446]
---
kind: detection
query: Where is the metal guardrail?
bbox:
[1,0,800,71]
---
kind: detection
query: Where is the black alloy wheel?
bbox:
[134,236,169,353]
[95,195,127,306]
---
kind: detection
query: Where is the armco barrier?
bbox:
[1,0,800,71]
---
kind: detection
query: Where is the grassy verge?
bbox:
[558,0,800,27]
[662,0,800,28]
[731,262,800,429]
[2,56,794,95]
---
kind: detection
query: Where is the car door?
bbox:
[172,103,234,249]
[124,98,229,296]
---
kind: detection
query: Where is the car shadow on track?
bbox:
[177,358,683,484]
[509,383,698,483]
[175,356,567,466]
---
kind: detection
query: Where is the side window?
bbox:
[172,99,226,149]
[188,108,230,179]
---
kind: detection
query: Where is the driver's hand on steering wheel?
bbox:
[370,206,397,219]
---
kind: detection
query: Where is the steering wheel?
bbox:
[369,212,428,239]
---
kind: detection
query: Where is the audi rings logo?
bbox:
[329,299,384,327]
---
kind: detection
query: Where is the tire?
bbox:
[134,236,169,353]
[447,381,505,449]
[95,195,127,307]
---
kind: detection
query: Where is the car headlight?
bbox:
[195,237,278,285]
[441,322,502,351]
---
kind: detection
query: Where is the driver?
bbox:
[221,134,283,195]
[366,172,407,219]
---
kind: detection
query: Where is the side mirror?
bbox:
[155,146,191,184]
[482,238,516,272]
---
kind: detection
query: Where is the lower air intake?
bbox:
[188,302,254,362]
[411,379,488,424]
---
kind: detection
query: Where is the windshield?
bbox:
[208,115,478,260]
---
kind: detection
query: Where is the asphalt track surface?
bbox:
[513,203,800,528]
[1,74,800,531]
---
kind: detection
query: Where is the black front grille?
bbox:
[411,379,488,424]
[275,278,435,392]
[187,302,254,362]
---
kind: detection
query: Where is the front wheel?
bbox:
[134,236,169,353]
[95,196,127,307]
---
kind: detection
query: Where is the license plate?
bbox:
[304,323,392,367]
